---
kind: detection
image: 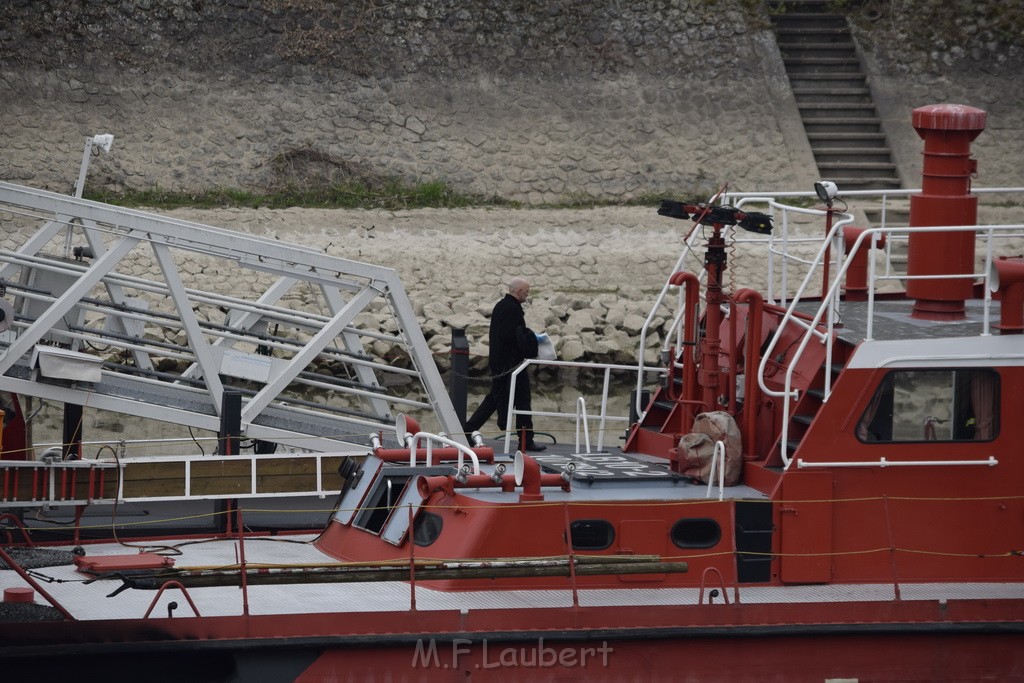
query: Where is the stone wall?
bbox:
[0,0,818,202]
[851,1,1024,189]
[3,1,1022,201]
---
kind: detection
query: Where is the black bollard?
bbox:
[217,390,242,456]
[449,328,469,427]
[215,390,242,533]
[62,402,83,460]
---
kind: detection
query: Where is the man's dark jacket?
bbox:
[488,294,538,373]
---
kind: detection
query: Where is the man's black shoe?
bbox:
[525,443,547,452]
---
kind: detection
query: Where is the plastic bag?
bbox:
[536,333,556,361]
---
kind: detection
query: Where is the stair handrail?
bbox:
[634,230,709,419]
[757,219,1023,468]
[756,204,855,467]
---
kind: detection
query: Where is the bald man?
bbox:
[464,277,546,451]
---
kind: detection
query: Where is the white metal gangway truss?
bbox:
[0,180,463,455]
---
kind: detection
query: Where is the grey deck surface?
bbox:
[3,534,1022,622]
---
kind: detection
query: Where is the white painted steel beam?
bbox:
[0,180,463,452]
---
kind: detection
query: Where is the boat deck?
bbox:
[797,298,997,344]
[3,534,1023,622]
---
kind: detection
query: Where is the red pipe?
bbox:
[669,271,700,430]
[0,512,34,547]
[698,228,728,414]
[142,580,202,619]
[991,257,1024,334]
[518,454,544,502]
[734,289,764,459]
[842,227,886,301]
[416,471,569,500]
[728,295,738,414]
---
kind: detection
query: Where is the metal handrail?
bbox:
[504,359,666,454]
[575,397,592,455]
[797,456,998,469]
[409,431,480,476]
[759,221,1024,467]
[706,440,726,501]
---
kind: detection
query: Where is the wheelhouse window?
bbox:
[857,369,999,443]
[413,512,443,547]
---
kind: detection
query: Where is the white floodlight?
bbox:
[814,180,838,206]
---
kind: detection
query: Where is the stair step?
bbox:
[792,414,815,427]
[793,87,871,97]
[803,118,883,134]
[808,132,888,148]
[776,26,850,37]
[782,47,858,62]
[806,387,826,401]
[798,103,879,118]
[651,399,675,412]
[813,148,895,164]
[790,77,868,91]
[783,58,864,74]
[768,0,849,11]
[818,161,899,178]
[793,88,872,104]
[788,72,866,82]
[789,74,866,86]
[780,42,857,52]
[771,12,848,23]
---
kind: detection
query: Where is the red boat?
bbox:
[1,104,1022,681]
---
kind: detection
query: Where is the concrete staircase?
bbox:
[769,0,902,190]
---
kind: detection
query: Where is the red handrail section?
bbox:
[142,580,203,620]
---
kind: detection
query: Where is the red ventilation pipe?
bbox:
[907,104,987,320]
[990,257,1024,334]
[669,271,700,427]
[842,227,886,301]
[733,289,763,459]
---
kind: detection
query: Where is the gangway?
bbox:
[0,176,462,456]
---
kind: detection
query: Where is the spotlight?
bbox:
[738,211,774,235]
[814,180,838,206]
[657,200,690,220]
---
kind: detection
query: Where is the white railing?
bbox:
[504,359,666,454]
[575,397,593,454]
[797,456,998,469]
[759,221,1024,468]
[0,451,353,508]
[407,431,480,475]
[706,440,726,501]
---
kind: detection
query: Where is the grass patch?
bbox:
[84,180,519,211]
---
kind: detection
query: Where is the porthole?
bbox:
[671,518,721,549]
[569,520,615,550]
